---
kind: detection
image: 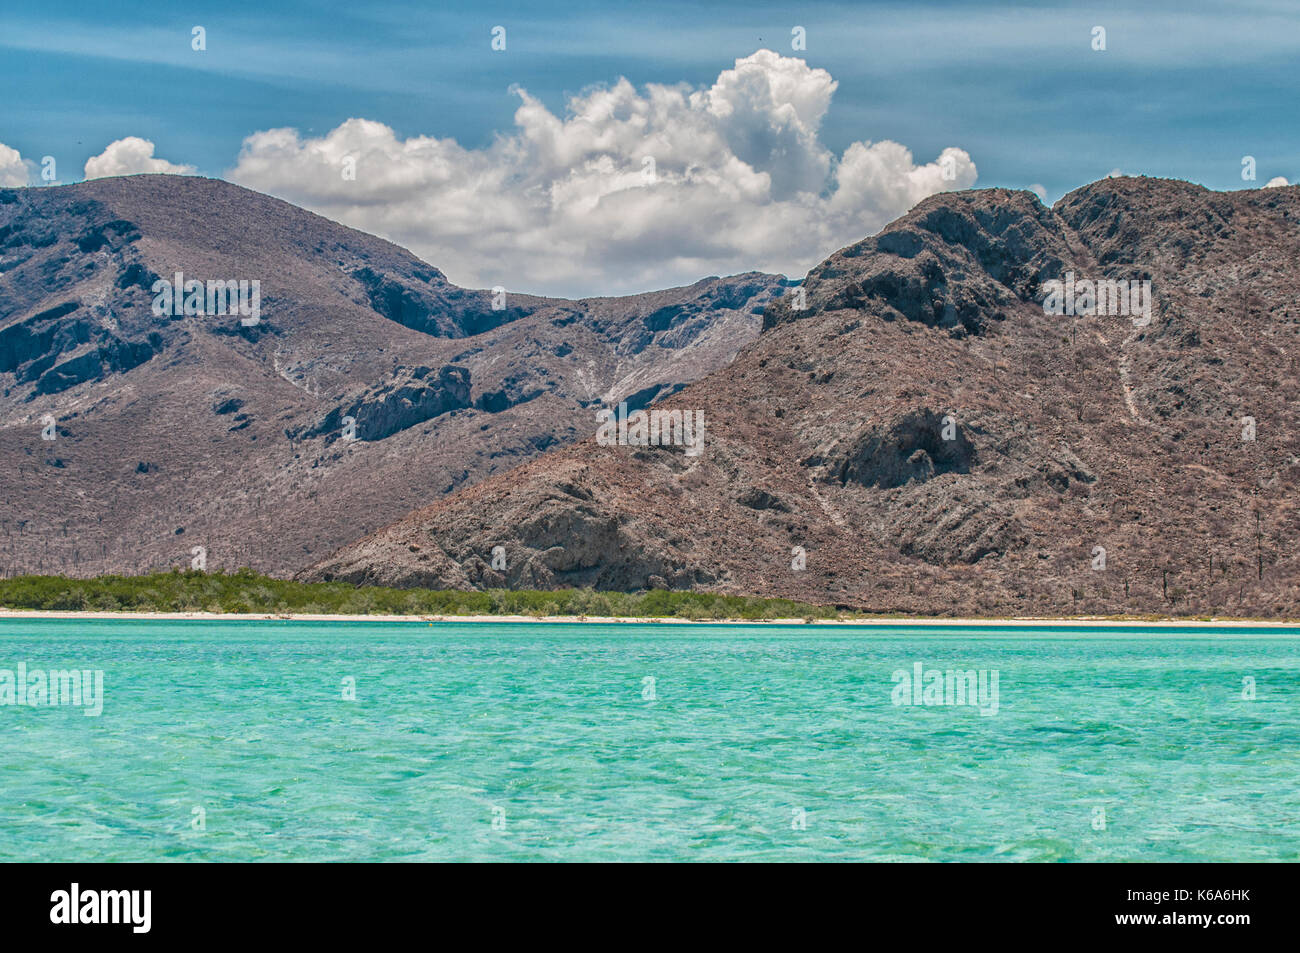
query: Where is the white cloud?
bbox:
[1029,183,1048,204]
[229,50,976,297]
[1264,176,1289,188]
[84,137,195,180]
[0,142,29,187]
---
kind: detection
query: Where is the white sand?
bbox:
[0,608,1294,627]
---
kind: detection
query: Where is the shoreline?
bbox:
[0,608,1297,628]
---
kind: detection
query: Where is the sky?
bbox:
[2,0,1297,297]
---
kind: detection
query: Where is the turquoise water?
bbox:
[0,618,1297,862]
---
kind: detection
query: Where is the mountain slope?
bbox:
[0,175,785,575]
[304,177,1300,617]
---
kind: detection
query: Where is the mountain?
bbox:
[304,177,1300,617]
[0,175,785,576]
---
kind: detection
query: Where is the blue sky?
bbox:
[2,0,1296,295]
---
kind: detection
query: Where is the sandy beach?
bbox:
[0,608,1296,627]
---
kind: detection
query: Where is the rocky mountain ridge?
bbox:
[304,177,1300,617]
[0,175,785,575]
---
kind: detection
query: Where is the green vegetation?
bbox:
[1,571,1280,622]
[0,570,842,621]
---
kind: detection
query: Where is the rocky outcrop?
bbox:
[820,409,975,489]
[763,189,1071,335]
[33,335,160,395]
[349,266,533,338]
[297,365,472,442]
[0,299,163,396]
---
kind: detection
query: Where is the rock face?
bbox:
[821,408,976,489]
[0,175,785,576]
[762,189,1068,336]
[306,177,1300,618]
[296,365,473,443]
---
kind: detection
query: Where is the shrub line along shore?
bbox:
[0,572,1295,627]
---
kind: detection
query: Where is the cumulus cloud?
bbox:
[84,137,195,180]
[0,142,29,187]
[1264,176,1289,188]
[1029,183,1048,204]
[229,50,976,296]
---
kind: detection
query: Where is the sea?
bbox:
[1,618,1296,861]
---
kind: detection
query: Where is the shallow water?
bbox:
[1,618,1296,861]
